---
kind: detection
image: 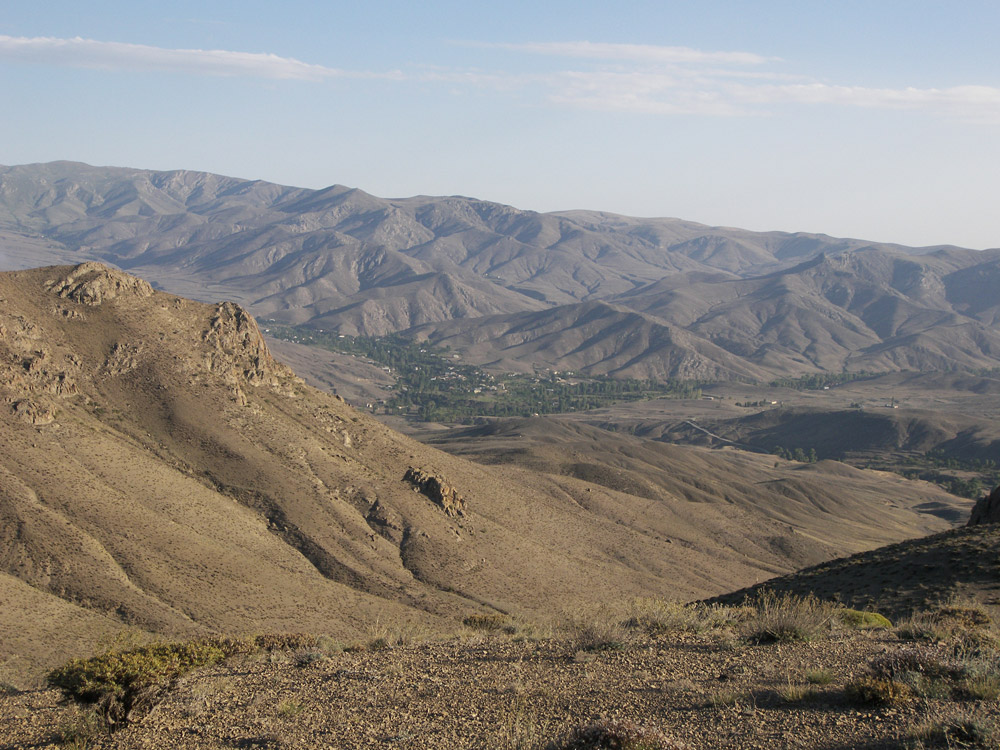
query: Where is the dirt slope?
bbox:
[0,264,971,682]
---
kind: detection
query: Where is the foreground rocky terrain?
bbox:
[3,592,999,750]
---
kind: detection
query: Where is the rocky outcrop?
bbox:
[102,343,142,376]
[403,467,466,517]
[204,302,293,386]
[45,262,153,306]
[0,318,79,402]
[967,485,1000,525]
[10,398,55,425]
[365,499,404,544]
[202,301,298,403]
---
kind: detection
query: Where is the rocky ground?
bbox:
[3,604,999,750]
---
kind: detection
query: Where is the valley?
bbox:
[0,163,998,749]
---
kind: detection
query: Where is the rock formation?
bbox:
[403,467,467,517]
[967,484,1000,525]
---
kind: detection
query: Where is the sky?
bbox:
[2,1,1000,249]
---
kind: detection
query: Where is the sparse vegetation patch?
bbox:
[46,634,316,731]
[741,590,838,643]
[541,718,690,750]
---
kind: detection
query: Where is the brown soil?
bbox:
[3,627,997,750]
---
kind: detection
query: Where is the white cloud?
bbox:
[3,34,998,122]
[470,42,1000,122]
[0,34,388,80]
[474,40,773,66]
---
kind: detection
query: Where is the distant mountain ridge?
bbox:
[1,161,998,379]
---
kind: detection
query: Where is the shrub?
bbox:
[778,682,817,704]
[839,609,892,630]
[563,612,631,653]
[933,605,994,630]
[869,648,957,681]
[899,672,953,700]
[464,613,515,633]
[705,688,750,708]
[54,707,104,749]
[805,669,835,685]
[958,672,1000,701]
[47,634,310,730]
[897,600,997,649]
[909,712,997,748]
[542,719,689,750]
[48,640,231,727]
[845,677,913,706]
[741,590,838,643]
[623,599,737,635]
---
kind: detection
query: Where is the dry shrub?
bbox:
[845,676,913,706]
[569,617,630,653]
[897,599,998,651]
[778,682,818,704]
[464,612,516,633]
[741,590,838,643]
[805,668,835,685]
[365,618,427,650]
[869,647,958,681]
[542,718,689,750]
[933,604,994,630]
[623,599,736,635]
[909,711,997,748]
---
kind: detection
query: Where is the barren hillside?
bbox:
[0,263,970,681]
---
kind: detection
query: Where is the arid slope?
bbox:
[0,264,970,681]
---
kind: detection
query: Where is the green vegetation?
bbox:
[263,324,703,421]
[771,445,819,463]
[48,634,317,731]
[839,609,892,630]
[896,451,1000,500]
[768,371,880,391]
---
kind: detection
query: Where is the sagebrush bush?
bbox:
[464,613,516,633]
[542,719,689,750]
[845,676,913,706]
[623,599,736,635]
[909,712,997,748]
[741,590,838,643]
[47,633,316,730]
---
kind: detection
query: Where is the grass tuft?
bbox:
[804,668,835,685]
[909,712,997,748]
[741,590,838,644]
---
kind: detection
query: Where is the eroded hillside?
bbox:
[0,263,970,680]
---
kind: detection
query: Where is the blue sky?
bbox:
[3,1,1000,248]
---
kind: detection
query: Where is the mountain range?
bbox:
[3,161,999,380]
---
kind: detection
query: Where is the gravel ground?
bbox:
[4,628,997,750]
